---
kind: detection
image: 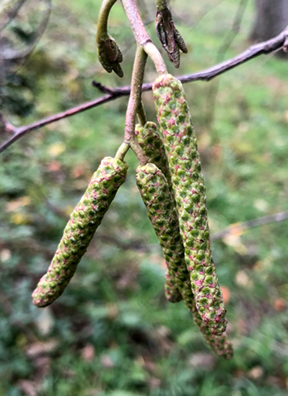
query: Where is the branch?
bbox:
[211,211,288,241]
[121,0,167,74]
[1,25,288,154]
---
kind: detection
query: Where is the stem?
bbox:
[125,45,149,165]
[137,101,147,126]
[96,0,117,42]
[115,141,130,161]
[121,0,167,75]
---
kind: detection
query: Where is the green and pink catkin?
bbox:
[32,157,128,307]
[135,163,188,299]
[152,74,227,335]
[135,162,233,359]
[135,122,184,301]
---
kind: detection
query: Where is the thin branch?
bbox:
[1,25,288,154]
[211,211,288,241]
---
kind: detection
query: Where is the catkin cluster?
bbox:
[31,73,232,358]
[135,117,233,359]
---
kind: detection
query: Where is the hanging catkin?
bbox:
[135,122,183,302]
[136,163,233,358]
[32,157,128,307]
[152,74,227,335]
[136,163,188,297]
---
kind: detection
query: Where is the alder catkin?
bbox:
[136,162,233,358]
[32,157,128,307]
[152,74,227,335]
[136,163,188,299]
[165,272,183,303]
[135,123,183,302]
[135,122,173,188]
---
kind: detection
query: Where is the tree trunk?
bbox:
[250,0,288,57]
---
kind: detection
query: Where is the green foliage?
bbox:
[1,0,288,395]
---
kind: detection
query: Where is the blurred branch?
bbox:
[1,24,288,153]
[211,211,288,241]
[43,185,288,251]
[0,0,52,60]
[205,0,248,129]
[0,0,27,32]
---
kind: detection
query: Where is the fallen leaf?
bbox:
[189,352,215,370]
[235,270,253,288]
[48,142,66,157]
[26,339,59,358]
[47,160,61,172]
[0,249,11,262]
[6,196,30,212]
[100,354,114,368]
[274,298,286,312]
[10,213,29,225]
[221,286,230,304]
[248,366,264,380]
[18,380,37,396]
[81,344,95,363]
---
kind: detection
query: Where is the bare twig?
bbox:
[1,25,288,154]
[211,211,288,241]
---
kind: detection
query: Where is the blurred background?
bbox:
[1,0,288,394]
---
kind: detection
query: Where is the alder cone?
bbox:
[152,74,227,335]
[32,157,128,307]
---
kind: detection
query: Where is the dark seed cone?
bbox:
[136,163,233,358]
[152,74,227,336]
[97,34,123,77]
[165,272,182,303]
[155,5,187,68]
[32,157,128,307]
